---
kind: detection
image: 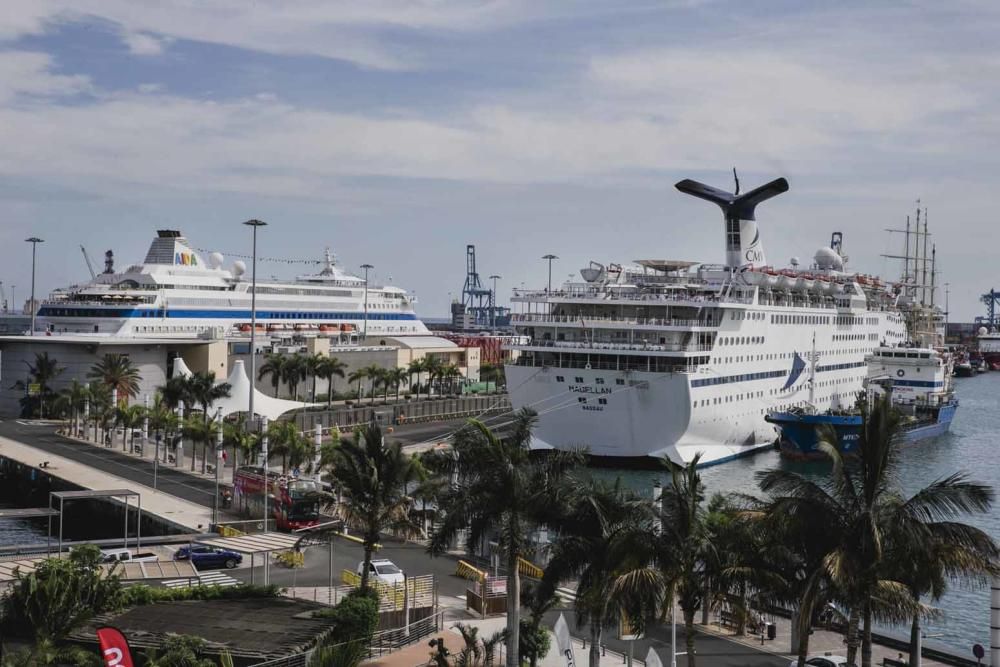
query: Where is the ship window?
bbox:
[596,377,605,384]
[555,376,565,382]
[577,397,587,403]
[599,398,607,405]
[575,376,584,383]
[616,378,625,385]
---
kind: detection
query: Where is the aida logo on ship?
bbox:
[175,252,198,266]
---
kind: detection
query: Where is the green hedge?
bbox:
[314,588,379,642]
[120,583,281,606]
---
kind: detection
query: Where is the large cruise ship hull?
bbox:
[505,364,776,467]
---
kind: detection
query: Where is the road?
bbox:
[0,420,222,510]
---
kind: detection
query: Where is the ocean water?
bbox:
[590,372,1000,658]
[0,505,49,548]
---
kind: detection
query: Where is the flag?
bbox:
[554,613,576,667]
[96,626,135,667]
[645,647,663,667]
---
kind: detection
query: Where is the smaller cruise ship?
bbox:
[37,230,429,339]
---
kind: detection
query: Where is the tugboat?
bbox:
[767,342,956,459]
[953,351,975,378]
[766,205,956,458]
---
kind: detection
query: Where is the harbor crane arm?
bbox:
[81,246,97,279]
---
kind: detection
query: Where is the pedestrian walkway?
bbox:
[163,570,240,589]
[701,611,949,667]
[0,434,214,532]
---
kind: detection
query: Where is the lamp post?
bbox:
[213,408,223,527]
[361,263,374,341]
[488,274,501,333]
[25,237,43,335]
[542,254,557,293]
[260,416,269,534]
[243,220,266,428]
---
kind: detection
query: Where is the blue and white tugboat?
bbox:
[766,207,957,459]
[766,341,956,459]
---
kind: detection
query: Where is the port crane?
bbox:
[80,246,97,279]
[451,245,510,330]
[976,289,1000,329]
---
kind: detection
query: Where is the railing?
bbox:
[518,557,544,579]
[512,288,754,306]
[340,570,436,612]
[512,340,712,353]
[511,313,718,328]
[368,611,446,658]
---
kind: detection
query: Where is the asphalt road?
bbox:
[0,420,222,510]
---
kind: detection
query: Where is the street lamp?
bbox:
[360,263,374,341]
[489,274,501,333]
[25,237,43,336]
[542,254,557,293]
[213,407,223,526]
[243,220,267,425]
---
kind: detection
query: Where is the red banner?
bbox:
[96,626,135,667]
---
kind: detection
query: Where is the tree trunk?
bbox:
[327,379,333,409]
[846,606,860,666]
[701,577,711,625]
[312,375,317,402]
[861,600,873,667]
[589,621,601,667]
[684,608,697,667]
[361,544,373,592]
[795,610,811,667]
[506,549,521,667]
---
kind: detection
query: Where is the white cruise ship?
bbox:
[37,230,429,339]
[505,176,908,466]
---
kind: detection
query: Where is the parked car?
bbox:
[174,545,242,570]
[357,559,404,586]
[100,548,159,564]
[788,656,849,667]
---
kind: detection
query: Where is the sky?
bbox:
[0,0,997,320]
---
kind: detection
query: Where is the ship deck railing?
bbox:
[511,313,718,328]
[511,288,754,305]
[509,339,713,353]
[511,356,695,373]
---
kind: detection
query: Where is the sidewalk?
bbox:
[66,426,238,486]
[700,611,948,667]
[0,434,214,533]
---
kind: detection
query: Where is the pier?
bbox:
[0,424,214,534]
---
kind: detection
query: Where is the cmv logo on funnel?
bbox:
[175,252,198,266]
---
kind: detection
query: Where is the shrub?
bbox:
[314,588,379,643]
[119,583,281,607]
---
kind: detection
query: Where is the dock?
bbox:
[0,433,213,533]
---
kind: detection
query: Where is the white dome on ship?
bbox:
[232,260,246,278]
[208,251,224,269]
[814,247,844,271]
[979,326,988,336]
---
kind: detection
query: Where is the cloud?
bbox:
[122,30,169,56]
[0,51,91,104]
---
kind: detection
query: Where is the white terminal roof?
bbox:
[173,358,318,421]
[383,336,458,350]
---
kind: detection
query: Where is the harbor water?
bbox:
[594,370,1000,658]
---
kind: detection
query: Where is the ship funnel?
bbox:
[675,176,788,268]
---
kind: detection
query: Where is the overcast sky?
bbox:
[0,1,996,320]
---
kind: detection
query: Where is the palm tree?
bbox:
[441,363,462,395]
[361,364,383,405]
[408,358,428,400]
[224,418,259,481]
[541,479,653,667]
[480,363,503,393]
[324,421,419,591]
[382,367,409,402]
[184,371,232,473]
[267,420,314,474]
[55,380,90,435]
[283,354,308,402]
[304,353,325,402]
[423,356,444,396]
[316,356,348,408]
[348,368,368,402]
[115,404,146,453]
[87,353,141,405]
[15,352,65,418]
[182,416,219,474]
[257,353,288,398]
[430,409,581,667]
[758,395,998,667]
[146,393,177,462]
[160,374,193,414]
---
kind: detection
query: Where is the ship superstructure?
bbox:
[504,175,908,466]
[37,230,428,339]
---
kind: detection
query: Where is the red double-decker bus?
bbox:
[233,466,322,531]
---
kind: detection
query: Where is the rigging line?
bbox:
[194,248,324,265]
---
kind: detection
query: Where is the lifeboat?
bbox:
[814,275,833,294]
[800,273,816,291]
[740,268,764,286]
[238,324,251,333]
[779,269,798,289]
[341,323,356,332]
[763,268,780,288]
[319,324,337,333]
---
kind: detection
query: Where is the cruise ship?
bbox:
[37,230,429,339]
[504,175,908,466]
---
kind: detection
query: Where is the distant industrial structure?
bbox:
[450,244,510,331]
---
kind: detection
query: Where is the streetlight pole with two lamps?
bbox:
[25,237,44,335]
[542,254,557,293]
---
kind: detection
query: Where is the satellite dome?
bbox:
[790,256,800,268]
[979,326,988,336]
[814,247,844,271]
[208,252,224,269]
[232,260,247,278]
